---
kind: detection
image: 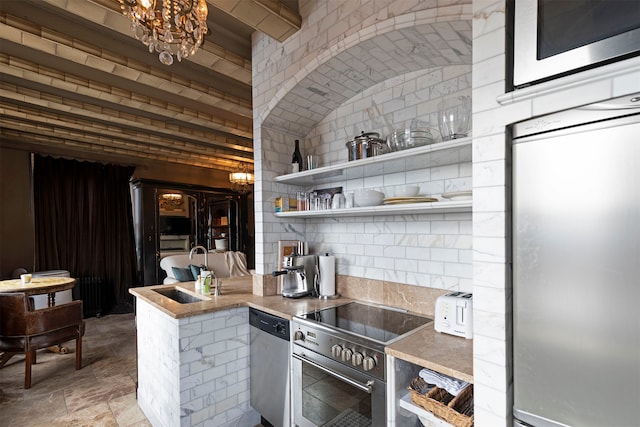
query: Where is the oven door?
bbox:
[292,345,385,427]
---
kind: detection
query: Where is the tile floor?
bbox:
[0,313,150,427]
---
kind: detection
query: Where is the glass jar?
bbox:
[438,96,471,141]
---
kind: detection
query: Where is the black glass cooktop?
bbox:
[298,302,431,343]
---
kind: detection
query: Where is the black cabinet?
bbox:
[131,179,251,285]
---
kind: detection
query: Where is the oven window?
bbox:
[301,362,372,426]
[538,0,640,59]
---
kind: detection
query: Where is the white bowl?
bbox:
[354,189,385,207]
[214,239,228,250]
[395,185,420,198]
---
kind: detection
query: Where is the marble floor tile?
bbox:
[64,373,137,413]
[32,402,118,427]
[91,353,137,380]
[0,313,149,427]
[108,392,150,426]
[0,390,68,427]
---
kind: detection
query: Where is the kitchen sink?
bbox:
[153,287,204,304]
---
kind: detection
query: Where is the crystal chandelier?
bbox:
[118,0,208,65]
[229,164,254,193]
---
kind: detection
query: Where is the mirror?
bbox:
[158,190,197,254]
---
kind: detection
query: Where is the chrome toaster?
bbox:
[434,292,473,339]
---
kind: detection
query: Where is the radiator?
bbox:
[73,277,103,318]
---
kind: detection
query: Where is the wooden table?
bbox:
[0,277,76,307]
[0,277,77,364]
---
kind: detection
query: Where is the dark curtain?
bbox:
[33,155,138,311]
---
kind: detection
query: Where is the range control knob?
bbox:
[341,348,353,363]
[352,352,364,367]
[362,356,376,371]
[331,344,343,358]
[293,330,305,342]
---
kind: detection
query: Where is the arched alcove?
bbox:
[260,13,472,137]
[253,7,473,284]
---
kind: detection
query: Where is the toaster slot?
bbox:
[456,301,467,326]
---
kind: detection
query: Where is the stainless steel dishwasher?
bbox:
[249,308,290,427]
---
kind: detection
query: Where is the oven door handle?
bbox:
[292,353,374,394]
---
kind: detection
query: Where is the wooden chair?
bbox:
[0,292,84,388]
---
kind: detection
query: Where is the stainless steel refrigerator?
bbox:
[512,93,640,427]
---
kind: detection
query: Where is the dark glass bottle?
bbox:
[292,139,303,173]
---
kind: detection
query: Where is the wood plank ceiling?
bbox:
[0,0,301,174]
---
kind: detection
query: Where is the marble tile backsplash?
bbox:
[336,275,452,317]
[303,212,472,291]
[253,1,474,289]
[259,64,472,292]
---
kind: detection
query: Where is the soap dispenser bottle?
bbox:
[195,275,202,293]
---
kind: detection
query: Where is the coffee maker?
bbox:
[273,253,318,298]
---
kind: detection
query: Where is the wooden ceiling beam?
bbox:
[208,0,301,42]
[45,0,253,85]
[0,58,254,143]
[0,21,253,120]
[0,105,254,163]
[0,126,251,171]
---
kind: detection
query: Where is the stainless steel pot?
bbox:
[345,131,388,161]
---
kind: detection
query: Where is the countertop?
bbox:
[129,279,473,382]
[128,277,352,320]
[386,325,473,384]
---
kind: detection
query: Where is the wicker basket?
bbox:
[408,381,474,427]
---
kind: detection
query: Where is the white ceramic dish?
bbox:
[394,185,420,198]
[441,191,472,201]
[383,196,437,205]
[354,189,385,207]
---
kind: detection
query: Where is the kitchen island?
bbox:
[130,278,473,427]
[129,278,351,427]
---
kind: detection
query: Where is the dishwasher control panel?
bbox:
[249,308,290,340]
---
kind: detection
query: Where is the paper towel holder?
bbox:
[317,253,340,300]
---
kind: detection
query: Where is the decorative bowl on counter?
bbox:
[354,189,385,207]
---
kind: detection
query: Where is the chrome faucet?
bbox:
[189,245,208,270]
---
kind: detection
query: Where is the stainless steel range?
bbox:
[291,302,431,426]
